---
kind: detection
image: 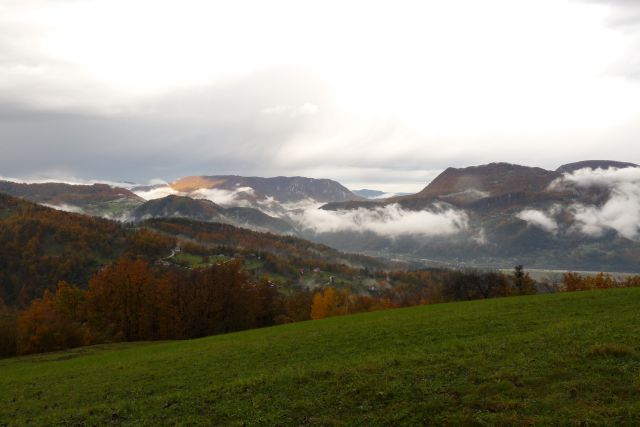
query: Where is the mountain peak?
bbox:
[409,162,559,202]
[556,160,639,174]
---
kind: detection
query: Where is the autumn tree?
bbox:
[311,287,347,320]
[87,258,175,342]
[562,272,587,292]
[172,261,255,338]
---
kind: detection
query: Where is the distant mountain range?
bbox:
[2,159,639,272]
[317,160,640,272]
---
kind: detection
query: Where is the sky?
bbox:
[1,0,640,192]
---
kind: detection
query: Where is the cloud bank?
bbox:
[546,167,640,239]
[294,203,468,238]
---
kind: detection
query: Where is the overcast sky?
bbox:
[1,0,640,192]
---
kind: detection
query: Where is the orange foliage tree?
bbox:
[87,258,176,342]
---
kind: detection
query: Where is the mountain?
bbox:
[556,160,639,174]
[170,175,363,203]
[393,162,561,208]
[130,195,296,234]
[0,181,144,218]
[311,161,640,272]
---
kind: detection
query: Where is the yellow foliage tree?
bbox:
[311,287,345,320]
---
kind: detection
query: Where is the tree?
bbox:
[310,287,345,320]
[0,298,17,358]
[513,265,536,295]
[87,258,175,342]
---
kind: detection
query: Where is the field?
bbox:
[2,289,640,425]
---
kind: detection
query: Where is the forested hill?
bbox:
[0,193,393,308]
[0,193,173,307]
[142,217,390,271]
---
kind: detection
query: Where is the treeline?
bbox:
[3,261,640,358]
[561,272,640,291]
[0,264,538,357]
[0,258,313,357]
[310,265,538,319]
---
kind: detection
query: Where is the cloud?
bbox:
[582,0,640,28]
[551,166,640,189]
[190,187,255,207]
[517,209,559,234]
[293,203,468,237]
[551,167,640,239]
[0,174,137,189]
[133,186,179,200]
[261,103,320,117]
[1,0,640,192]
[571,180,640,239]
[41,203,84,214]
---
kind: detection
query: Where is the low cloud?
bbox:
[571,180,640,239]
[134,186,179,200]
[551,166,640,189]
[549,167,640,239]
[517,208,559,234]
[293,203,468,238]
[191,187,255,207]
[41,203,84,214]
[0,174,137,189]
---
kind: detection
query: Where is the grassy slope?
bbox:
[2,289,640,425]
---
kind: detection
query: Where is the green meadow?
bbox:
[2,288,640,425]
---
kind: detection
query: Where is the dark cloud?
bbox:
[0,67,333,182]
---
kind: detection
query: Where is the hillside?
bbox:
[0,181,143,217]
[131,195,296,234]
[2,288,640,425]
[0,193,134,306]
[142,217,391,272]
[0,192,394,307]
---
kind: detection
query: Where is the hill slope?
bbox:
[0,181,143,217]
[2,288,640,425]
[131,195,296,234]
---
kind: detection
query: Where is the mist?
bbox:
[293,203,469,238]
[517,208,559,234]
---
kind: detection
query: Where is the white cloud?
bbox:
[517,208,559,234]
[261,103,319,117]
[550,167,640,239]
[551,166,640,189]
[190,187,254,207]
[571,180,640,239]
[0,174,137,189]
[293,203,468,237]
[134,186,179,200]
[41,203,84,214]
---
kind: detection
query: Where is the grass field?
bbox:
[2,289,640,425]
